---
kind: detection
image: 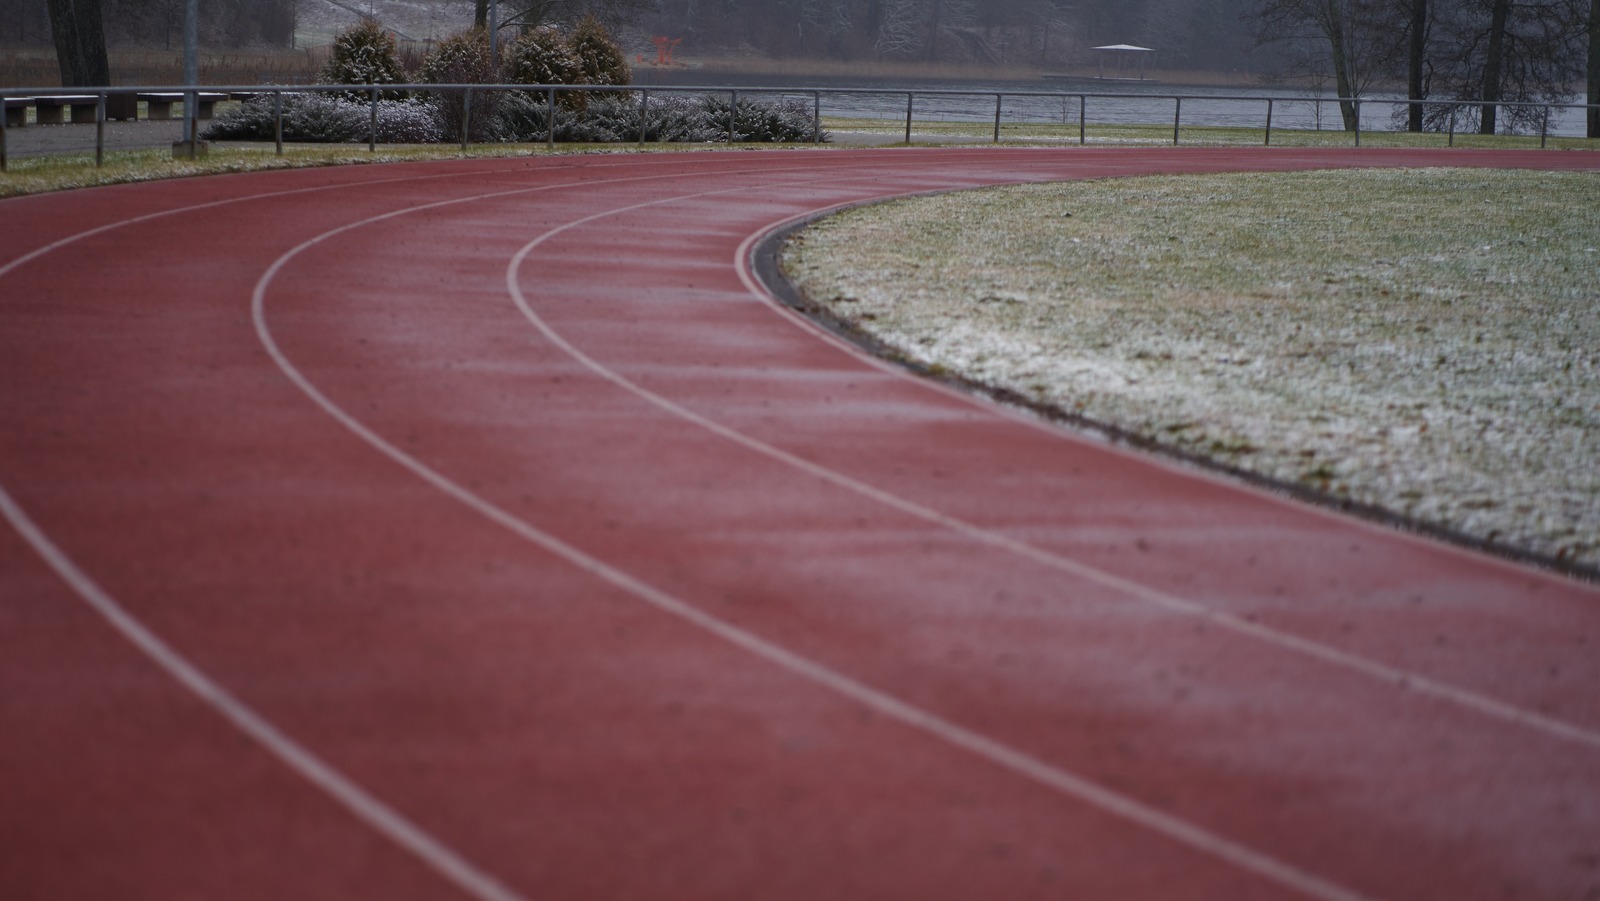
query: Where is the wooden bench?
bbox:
[3,96,31,127]
[33,94,100,125]
[138,92,226,121]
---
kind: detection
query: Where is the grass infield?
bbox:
[783,167,1600,571]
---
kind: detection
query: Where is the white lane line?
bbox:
[504,180,1600,755]
[0,484,530,901]
[0,153,977,901]
[0,148,824,277]
[256,184,1381,901]
[0,166,505,279]
[0,164,599,901]
[9,147,1589,899]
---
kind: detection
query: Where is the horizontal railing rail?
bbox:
[3,82,1597,171]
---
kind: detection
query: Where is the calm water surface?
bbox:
[641,71,1590,137]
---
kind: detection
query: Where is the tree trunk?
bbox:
[1407,0,1426,131]
[475,0,488,30]
[1588,0,1599,138]
[926,0,943,62]
[1326,0,1360,130]
[46,0,82,85]
[1480,0,1509,134]
[74,0,109,85]
[46,0,109,86]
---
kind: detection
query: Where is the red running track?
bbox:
[3,147,1599,901]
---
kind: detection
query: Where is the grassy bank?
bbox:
[0,142,701,198]
[784,167,1600,572]
[0,145,502,198]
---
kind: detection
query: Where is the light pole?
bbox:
[488,0,499,67]
[174,0,204,158]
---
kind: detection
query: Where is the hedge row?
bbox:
[202,91,827,145]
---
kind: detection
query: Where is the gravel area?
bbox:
[783,167,1600,571]
[2,118,185,159]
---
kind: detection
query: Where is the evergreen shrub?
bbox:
[569,16,632,88]
[503,27,582,97]
[321,18,409,101]
[420,28,502,142]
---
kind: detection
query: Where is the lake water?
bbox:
[640,71,1592,138]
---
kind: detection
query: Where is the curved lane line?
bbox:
[503,173,1600,754]
[0,156,896,901]
[257,173,1380,901]
[0,156,921,901]
[0,482,531,901]
[0,164,628,901]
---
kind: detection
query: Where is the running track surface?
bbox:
[3,147,1598,901]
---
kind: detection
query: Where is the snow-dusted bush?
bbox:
[321,18,408,101]
[493,91,824,145]
[569,16,631,88]
[366,99,444,143]
[701,95,824,143]
[202,93,442,144]
[419,27,501,142]
[503,27,582,95]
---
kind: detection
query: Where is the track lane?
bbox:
[256,149,1593,901]
[254,160,1393,901]
[3,148,1600,901]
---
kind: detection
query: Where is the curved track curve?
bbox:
[3,147,1598,901]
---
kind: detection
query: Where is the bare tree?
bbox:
[875,0,924,56]
[1424,0,1584,134]
[493,0,652,33]
[1253,0,1387,129]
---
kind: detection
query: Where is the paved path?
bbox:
[1,116,185,158]
[3,147,1599,901]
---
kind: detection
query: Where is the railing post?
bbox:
[1079,95,1086,145]
[813,91,821,145]
[1173,96,1181,145]
[0,92,8,172]
[1353,98,1361,147]
[1540,105,1549,149]
[461,86,473,153]
[547,87,555,149]
[1448,105,1456,146]
[368,86,378,152]
[904,92,914,144]
[274,90,284,156]
[728,90,737,144]
[95,92,106,167]
[1264,98,1273,146]
[993,93,1002,144]
[639,89,649,147]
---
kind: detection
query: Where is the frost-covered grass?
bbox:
[785,168,1600,569]
[0,145,530,198]
[0,140,791,199]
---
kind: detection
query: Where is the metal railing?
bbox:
[3,82,1597,171]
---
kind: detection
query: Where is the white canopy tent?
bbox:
[1091,44,1155,80]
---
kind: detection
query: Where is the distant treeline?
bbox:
[2,0,294,49]
[635,0,1260,71]
[0,0,1263,72]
